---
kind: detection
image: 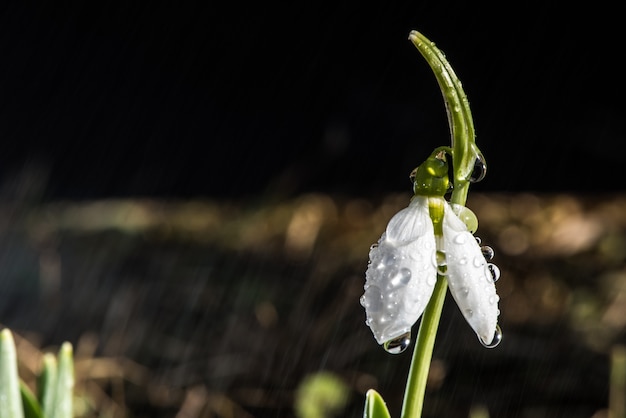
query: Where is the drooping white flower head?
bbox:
[361,196,437,347]
[361,150,501,353]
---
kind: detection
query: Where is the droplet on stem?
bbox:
[433,250,447,276]
[453,234,466,245]
[383,331,411,354]
[479,324,502,348]
[469,154,487,183]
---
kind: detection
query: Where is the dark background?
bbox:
[1,3,625,417]
[0,2,623,200]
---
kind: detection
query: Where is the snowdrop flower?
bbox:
[360,150,501,353]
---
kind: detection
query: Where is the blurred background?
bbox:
[1,1,625,417]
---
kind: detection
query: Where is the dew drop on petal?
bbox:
[479,324,502,348]
[460,286,469,297]
[383,331,411,354]
[459,256,468,265]
[453,234,466,245]
[465,309,473,318]
[475,236,482,245]
[382,252,397,267]
[481,245,495,261]
[473,256,484,268]
[487,263,501,282]
[488,294,500,305]
[399,267,412,284]
[385,268,399,281]
[362,286,383,312]
[469,154,487,183]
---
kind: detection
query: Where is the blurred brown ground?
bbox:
[1,192,625,417]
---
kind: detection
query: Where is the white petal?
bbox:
[362,196,437,344]
[386,196,432,244]
[442,203,499,345]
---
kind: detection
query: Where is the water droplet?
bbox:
[479,325,502,348]
[459,257,468,265]
[473,256,484,268]
[487,263,501,282]
[383,331,411,354]
[475,236,482,245]
[362,286,383,312]
[385,268,399,281]
[469,154,487,183]
[465,309,473,318]
[433,250,447,275]
[453,234,466,245]
[481,246,495,260]
[488,294,500,305]
[399,267,412,284]
[382,253,398,267]
[359,295,366,306]
[460,286,469,297]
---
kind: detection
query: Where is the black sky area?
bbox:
[0,2,623,200]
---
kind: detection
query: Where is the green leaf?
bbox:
[49,342,74,418]
[363,389,391,418]
[39,353,57,415]
[20,381,43,418]
[0,328,25,418]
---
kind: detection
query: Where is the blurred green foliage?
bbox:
[0,329,74,418]
[294,372,349,418]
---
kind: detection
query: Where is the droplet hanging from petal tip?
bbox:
[479,324,502,348]
[383,331,412,354]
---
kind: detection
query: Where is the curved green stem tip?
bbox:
[408,30,485,205]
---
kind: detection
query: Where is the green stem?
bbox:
[408,30,481,205]
[401,275,448,418]
[402,30,480,418]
